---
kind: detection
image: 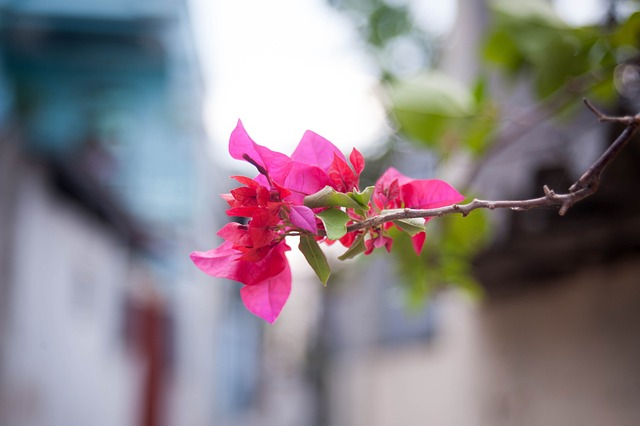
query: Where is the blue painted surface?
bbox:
[1,6,198,226]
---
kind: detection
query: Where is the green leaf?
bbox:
[388,71,476,146]
[338,233,366,261]
[299,235,331,286]
[316,208,350,240]
[348,186,375,208]
[393,218,426,236]
[304,186,362,209]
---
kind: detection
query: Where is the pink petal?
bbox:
[288,205,318,234]
[190,241,290,286]
[411,232,426,255]
[373,167,411,208]
[230,175,261,188]
[364,238,375,255]
[384,236,393,253]
[376,167,413,188]
[328,153,357,192]
[240,261,291,323]
[229,120,292,179]
[217,222,251,246]
[401,179,465,209]
[373,234,388,249]
[291,130,346,172]
[349,148,365,176]
[220,193,234,205]
[226,206,258,217]
[282,162,333,204]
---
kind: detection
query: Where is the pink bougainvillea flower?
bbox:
[240,259,291,324]
[371,167,465,255]
[192,171,296,323]
[290,130,347,169]
[364,232,393,255]
[223,174,317,235]
[229,120,363,203]
[190,237,292,324]
[338,230,360,248]
[225,183,268,218]
[192,120,363,323]
[286,132,363,201]
[190,238,289,287]
[229,121,292,184]
[373,167,463,210]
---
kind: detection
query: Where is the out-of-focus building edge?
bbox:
[317,1,640,426]
[0,1,242,425]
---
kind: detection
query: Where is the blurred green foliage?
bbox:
[327,0,434,77]
[328,0,640,304]
[388,209,490,306]
[486,0,616,100]
[388,72,499,157]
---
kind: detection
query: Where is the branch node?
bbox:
[583,98,635,124]
[558,203,571,216]
[583,98,605,121]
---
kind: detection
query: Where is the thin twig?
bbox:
[345,101,640,233]
[570,99,640,192]
[582,98,637,124]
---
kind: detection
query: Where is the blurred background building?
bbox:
[1,0,640,426]
[0,0,232,424]
[315,1,640,425]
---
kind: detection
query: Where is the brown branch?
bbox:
[346,101,640,233]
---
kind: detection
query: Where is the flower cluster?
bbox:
[190,120,464,323]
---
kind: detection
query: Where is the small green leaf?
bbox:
[299,235,331,286]
[316,208,350,240]
[348,186,375,208]
[338,233,366,261]
[304,186,362,209]
[393,218,426,236]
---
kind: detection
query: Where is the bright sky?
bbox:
[187,0,603,166]
[188,0,387,163]
[555,0,607,25]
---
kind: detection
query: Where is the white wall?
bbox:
[1,163,141,426]
[327,257,640,426]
